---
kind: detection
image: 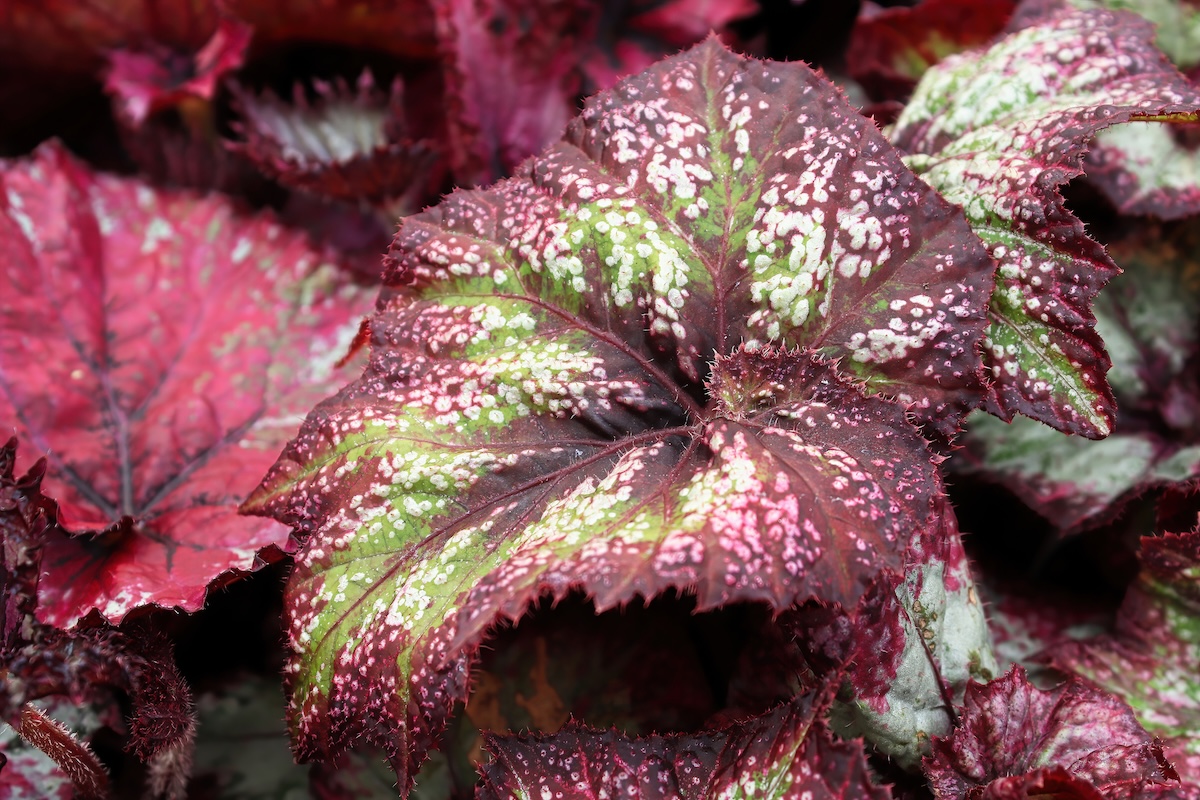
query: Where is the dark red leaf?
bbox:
[0,143,375,626]
[0,0,219,76]
[926,666,1177,799]
[221,0,437,60]
[1047,531,1200,781]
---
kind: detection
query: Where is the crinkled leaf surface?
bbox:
[891,8,1200,437]
[0,143,374,626]
[476,692,890,800]
[848,0,1017,103]
[927,666,1177,800]
[246,38,992,789]
[1049,531,1200,781]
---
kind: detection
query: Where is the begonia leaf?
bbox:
[1010,0,1200,219]
[1048,531,1200,781]
[959,228,1200,532]
[229,72,443,209]
[104,18,251,126]
[826,509,998,769]
[0,143,374,626]
[891,8,1200,437]
[926,666,1178,800]
[848,0,1017,104]
[245,38,992,791]
[476,692,891,800]
[0,439,197,800]
[959,412,1200,532]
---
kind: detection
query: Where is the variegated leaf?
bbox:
[1011,0,1200,219]
[891,8,1200,437]
[927,666,1177,800]
[245,38,992,790]
[958,226,1200,532]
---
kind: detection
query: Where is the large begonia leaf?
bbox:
[476,691,891,800]
[890,9,1200,437]
[959,228,1200,532]
[848,0,1017,104]
[245,38,993,790]
[926,666,1179,800]
[1010,0,1200,219]
[1048,531,1200,781]
[436,0,756,186]
[0,143,374,626]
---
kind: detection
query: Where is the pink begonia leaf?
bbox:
[1010,0,1200,220]
[848,0,1017,103]
[229,71,444,210]
[0,143,374,626]
[104,17,252,126]
[1048,531,1200,781]
[436,0,755,186]
[926,666,1179,800]
[959,227,1200,532]
[476,692,891,800]
[244,39,991,791]
[0,0,219,75]
[891,9,1200,438]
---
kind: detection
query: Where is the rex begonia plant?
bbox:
[1,1,1200,799]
